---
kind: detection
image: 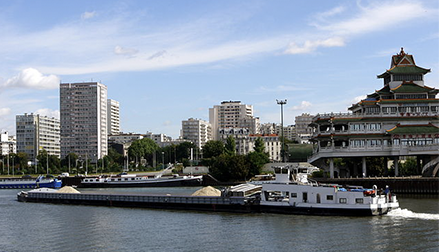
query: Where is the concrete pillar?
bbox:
[353,161,358,177]
[416,156,421,174]
[362,157,367,177]
[394,156,399,177]
[329,158,334,178]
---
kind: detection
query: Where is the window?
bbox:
[327,195,334,201]
[303,192,308,203]
[339,198,347,204]
[356,198,364,204]
[291,193,297,198]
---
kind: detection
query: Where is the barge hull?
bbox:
[18,192,253,213]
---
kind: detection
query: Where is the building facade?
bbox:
[0,131,16,155]
[60,82,108,161]
[295,113,314,142]
[181,118,212,149]
[219,128,281,161]
[107,99,120,136]
[209,101,258,140]
[15,113,60,161]
[308,49,439,177]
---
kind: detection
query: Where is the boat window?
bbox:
[327,195,333,200]
[316,193,321,203]
[291,193,297,198]
[131,178,135,180]
[303,192,308,203]
[339,198,347,204]
[274,168,281,174]
[355,198,363,204]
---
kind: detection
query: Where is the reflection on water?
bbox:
[0,189,438,252]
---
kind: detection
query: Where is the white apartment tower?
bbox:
[181,118,212,149]
[16,113,60,161]
[209,101,257,140]
[107,99,120,135]
[60,82,108,161]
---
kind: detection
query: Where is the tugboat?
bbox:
[258,165,399,216]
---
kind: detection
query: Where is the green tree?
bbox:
[247,152,269,178]
[128,138,159,166]
[61,153,78,171]
[400,158,418,176]
[253,137,266,154]
[224,136,236,156]
[202,140,224,158]
[209,154,232,181]
[16,152,29,172]
[175,142,197,163]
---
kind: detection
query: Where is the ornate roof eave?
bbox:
[386,123,439,134]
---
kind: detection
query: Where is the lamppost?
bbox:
[277,99,287,163]
[162,152,165,170]
[46,150,49,175]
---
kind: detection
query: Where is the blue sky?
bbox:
[0,0,438,138]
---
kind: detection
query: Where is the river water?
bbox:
[0,187,438,252]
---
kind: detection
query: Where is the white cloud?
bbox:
[290,101,312,111]
[286,1,432,55]
[81,11,96,20]
[351,95,367,105]
[0,108,11,117]
[114,45,139,56]
[318,2,429,36]
[34,108,60,119]
[314,6,346,21]
[2,68,59,90]
[284,37,345,54]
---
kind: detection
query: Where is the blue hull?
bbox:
[0,180,62,189]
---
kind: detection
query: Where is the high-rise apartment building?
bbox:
[181,118,212,149]
[60,82,108,161]
[16,113,60,161]
[107,99,120,135]
[209,101,257,140]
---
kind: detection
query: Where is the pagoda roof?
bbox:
[391,82,438,93]
[377,48,430,78]
[386,123,439,134]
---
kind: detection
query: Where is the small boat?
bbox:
[79,174,203,188]
[257,165,399,216]
[0,175,62,189]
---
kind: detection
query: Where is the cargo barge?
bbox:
[17,165,399,216]
[17,188,255,213]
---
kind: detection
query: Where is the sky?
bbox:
[0,0,438,139]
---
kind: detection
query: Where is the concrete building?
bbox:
[295,113,314,142]
[209,101,258,140]
[108,133,144,144]
[181,118,212,149]
[15,113,60,161]
[261,123,298,142]
[60,82,108,161]
[107,99,120,135]
[0,132,16,155]
[144,132,173,148]
[308,48,439,178]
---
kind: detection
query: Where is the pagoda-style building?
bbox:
[309,48,439,177]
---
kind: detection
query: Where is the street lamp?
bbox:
[277,99,287,163]
[162,152,165,170]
